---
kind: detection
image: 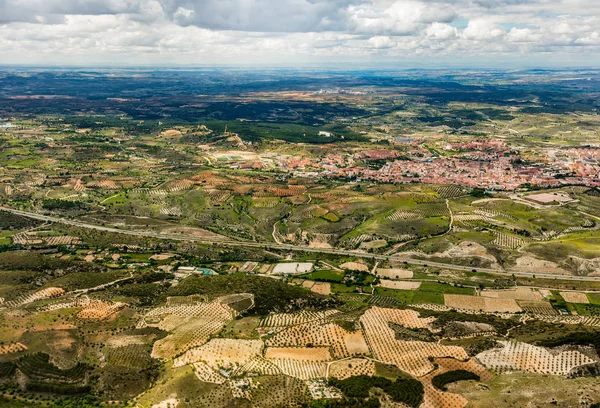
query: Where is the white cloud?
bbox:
[0,0,142,23]
[368,35,396,48]
[506,27,538,42]
[462,19,506,41]
[348,1,456,36]
[161,0,359,33]
[0,0,599,65]
[426,22,456,40]
[575,31,600,45]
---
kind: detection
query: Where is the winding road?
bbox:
[2,206,600,283]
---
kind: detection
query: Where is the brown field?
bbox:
[480,287,542,301]
[518,300,558,315]
[87,179,120,190]
[360,307,468,377]
[476,340,595,376]
[12,233,82,246]
[444,295,522,313]
[144,300,236,360]
[265,321,369,359]
[340,262,370,272]
[0,342,27,354]
[151,318,233,360]
[301,280,315,289]
[149,253,176,261]
[259,310,340,328]
[379,280,421,290]
[419,357,493,408]
[365,307,436,330]
[310,282,331,295]
[376,268,414,279]
[159,225,227,241]
[328,358,376,380]
[77,301,125,319]
[268,359,328,380]
[344,331,370,356]
[174,338,263,369]
[265,347,332,361]
[233,355,282,377]
[559,291,590,304]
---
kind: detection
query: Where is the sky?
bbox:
[1,0,600,67]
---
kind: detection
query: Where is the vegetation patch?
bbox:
[298,269,345,282]
[166,275,338,315]
[329,375,424,407]
[42,199,86,211]
[0,211,41,230]
[431,369,480,391]
[538,331,600,353]
[16,353,90,395]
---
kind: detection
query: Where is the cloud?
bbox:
[348,1,456,35]
[426,22,456,40]
[506,27,538,42]
[368,35,396,48]
[159,0,359,32]
[0,0,142,23]
[575,31,600,45]
[462,19,506,40]
[0,0,599,66]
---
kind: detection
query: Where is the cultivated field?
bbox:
[174,338,263,369]
[310,281,331,295]
[192,362,227,384]
[268,359,328,380]
[340,262,370,272]
[376,268,414,279]
[419,357,493,408]
[379,280,421,290]
[559,291,590,304]
[328,358,375,380]
[13,233,82,246]
[4,287,65,308]
[142,299,237,360]
[259,310,340,328]
[491,232,525,249]
[0,342,27,354]
[233,356,282,377]
[476,340,596,375]
[519,301,558,315]
[360,307,467,376]
[264,347,332,361]
[265,321,369,359]
[480,287,543,301]
[77,300,125,319]
[444,294,522,313]
[5,66,600,408]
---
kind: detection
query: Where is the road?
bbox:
[3,206,600,283]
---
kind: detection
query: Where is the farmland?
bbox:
[0,68,599,407]
[0,239,596,408]
[0,261,599,407]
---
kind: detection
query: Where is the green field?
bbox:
[298,269,345,282]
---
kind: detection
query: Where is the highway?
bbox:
[3,206,600,283]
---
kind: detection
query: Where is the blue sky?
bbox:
[0,0,599,67]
